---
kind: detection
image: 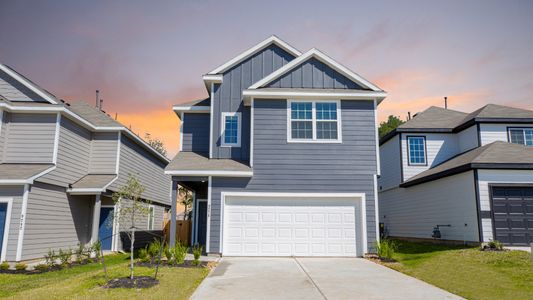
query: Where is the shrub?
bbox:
[58,248,72,266]
[376,239,397,260]
[137,247,150,263]
[173,242,188,265]
[34,264,48,272]
[0,262,9,270]
[91,241,102,262]
[15,263,27,271]
[192,244,203,266]
[164,245,173,265]
[487,240,504,250]
[148,239,163,263]
[75,243,85,264]
[44,249,56,267]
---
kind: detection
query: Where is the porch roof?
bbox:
[67,174,117,194]
[165,152,252,177]
[0,163,55,184]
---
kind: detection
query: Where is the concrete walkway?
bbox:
[191,257,462,300]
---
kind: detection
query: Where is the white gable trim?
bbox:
[0,64,59,104]
[248,48,383,92]
[207,35,301,75]
[242,89,387,105]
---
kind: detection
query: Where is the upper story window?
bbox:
[407,136,427,165]
[288,100,342,143]
[221,112,241,147]
[509,128,533,146]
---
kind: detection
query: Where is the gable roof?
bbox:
[207,35,301,75]
[397,106,468,130]
[459,104,533,124]
[249,48,383,92]
[67,101,123,127]
[401,141,533,187]
[0,64,59,104]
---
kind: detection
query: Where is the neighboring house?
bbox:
[0,64,171,262]
[379,104,533,246]
[166,36,386,257]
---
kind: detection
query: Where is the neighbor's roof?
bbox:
[67,101,122,127]
[401,142,533,187]
[69,174,117,190]
[0,163,54,183]
[165,152,252,176]
[459,104,533,123]
[397,106,468,131]
[174,97,211,108]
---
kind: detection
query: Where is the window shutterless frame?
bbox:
[507,126,533,146]
[220,112,241,147]
[287,99,342,143]
[406,135,427,166]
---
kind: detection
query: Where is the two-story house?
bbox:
[379,104,533,247]
[0,64,170,263]
[165,36,386,257]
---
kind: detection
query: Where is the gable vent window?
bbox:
[509,128,533,146]
[221,112,241,147]
[407,136,427,166]
[288,100,342,143]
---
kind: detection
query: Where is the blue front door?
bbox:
[0,203,7,258]
[99,207,114,250]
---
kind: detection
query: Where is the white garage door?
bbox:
[222,196,361,257]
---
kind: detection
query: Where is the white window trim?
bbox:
[147,205,155,230]
[220,112,242,147]
[407,136,427,166]
[0,197,13,262]
[287,99,342,143]
[508,127,533,145]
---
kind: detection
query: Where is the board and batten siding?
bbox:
[212,44,296,161]
[457,125,479,153]
[266,57,365,90]
[479,123,533,146]
[0,186,24,261]
[401,133,459,180]
[380,171,479,242]
[89,132,118,174]
[379,135,401,191]
[2,113,56,163]
[182,113,209,154]
[109,136,170,205]
[38,117,91,187]
[21,182,92,260]
[208,99,378,253]
[477,169,533,242]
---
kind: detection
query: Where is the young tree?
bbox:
[112,174,148,279]
[379,115,405,139]
[178,186,193,220]
[144,133,168,157]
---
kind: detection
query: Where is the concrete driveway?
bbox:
[191,257,462,300]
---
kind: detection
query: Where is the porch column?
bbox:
[170,181,178,247]
[91,194,101,244]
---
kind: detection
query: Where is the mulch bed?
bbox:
[480,247,508,252]
[104,276,159,289]
[364,254,398,264]
[136,260,209,268]
[0,260,99,275]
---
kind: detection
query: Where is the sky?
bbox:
[1,0,532,157]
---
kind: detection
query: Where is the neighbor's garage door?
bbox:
[222,197,360,257]
[491,186,533,246]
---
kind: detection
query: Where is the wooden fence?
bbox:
[163,219,191,245]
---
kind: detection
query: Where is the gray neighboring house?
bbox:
[166,36,387,257]
[0,64,171,263]
[379,104,533,246]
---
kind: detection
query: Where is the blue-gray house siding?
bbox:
[208,99,378,253]
[211,44,296,161]
[182,113,210,154]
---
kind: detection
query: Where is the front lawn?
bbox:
[383,240,533,300]
[0,254,209,299]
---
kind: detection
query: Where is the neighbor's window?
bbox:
[221,112,241,147]
[289,100,341,142]
[148,206,155,230]
[407,136,427,165]
[509,128,533,146]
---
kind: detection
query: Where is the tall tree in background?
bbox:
[145,133,167,157]
[379,115,405,139]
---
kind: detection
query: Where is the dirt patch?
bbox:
[104,276,159,289]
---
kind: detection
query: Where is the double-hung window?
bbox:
[407,136,427,165]
[221,112,241,147]
[509,128,533,146]
[288,100,341,142]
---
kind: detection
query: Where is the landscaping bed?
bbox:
[378,240,533,300]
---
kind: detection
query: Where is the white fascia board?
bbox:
[202,74,223,83]
[0,64,59,104]
[207,35,302,75]
[221,192,366,198]
[67,188,105,195]
[164,170,253,177]
[243,89,387,104]
[248,48,383,92]
[172,105,210,114]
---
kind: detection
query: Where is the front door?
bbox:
[197,201,207,246]
[99,207,114,250]
[0,203,7,258]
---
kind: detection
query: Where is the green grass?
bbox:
[0,254,209,299]
[384,240,533,300]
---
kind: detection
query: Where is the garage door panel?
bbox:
[491,186,533,246]
[223,196,360,256]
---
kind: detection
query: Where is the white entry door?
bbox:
[222,196,362,257]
